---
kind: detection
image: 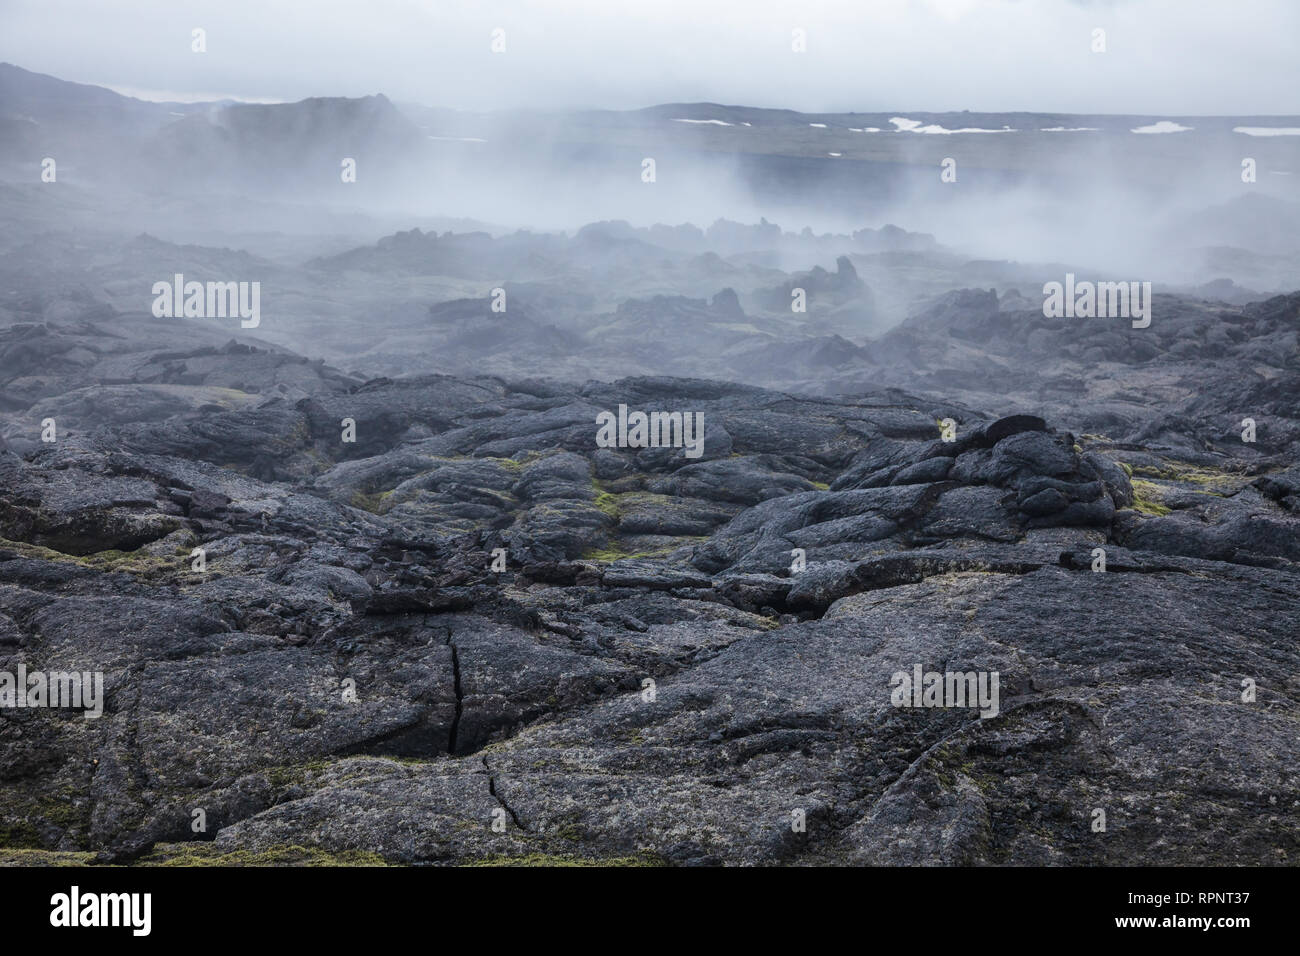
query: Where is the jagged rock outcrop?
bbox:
[2,302,1297,865]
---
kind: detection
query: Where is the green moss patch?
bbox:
[349,489,394,514]
[0,787,94,849]
[0,536,186,578]
[593,492,624,519]
[1127,460,1247,502]
[465,852,665,867]
[1129,480,1172,516]
[135,843,389,867]
[0,848,97,866]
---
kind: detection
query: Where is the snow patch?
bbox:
[1131,121,1193,134]
[890,117,1014,134]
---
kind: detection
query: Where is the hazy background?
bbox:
[2,0,1298,114]
[1,0,1298,383]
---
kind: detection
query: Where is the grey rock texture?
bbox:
[0,284,1297,868]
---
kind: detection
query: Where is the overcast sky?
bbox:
[1,0,1297,114]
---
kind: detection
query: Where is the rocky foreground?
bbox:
[1,292,1298,866]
